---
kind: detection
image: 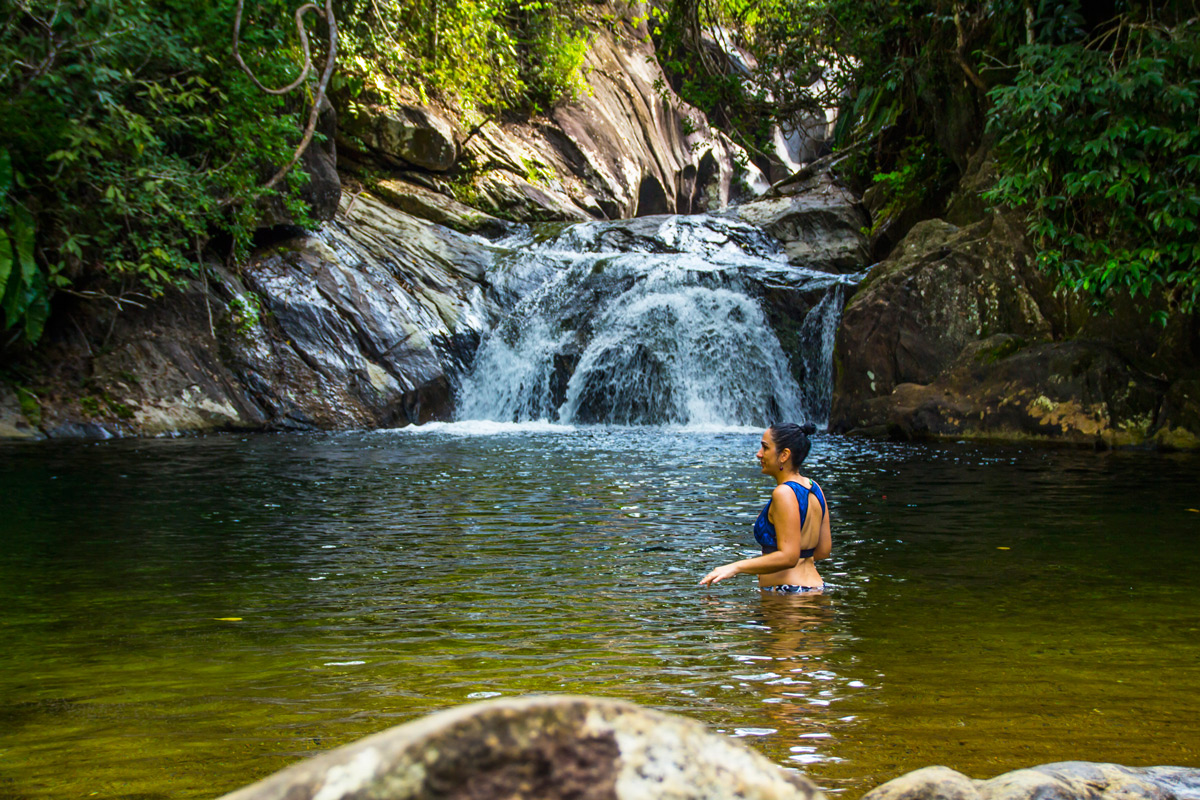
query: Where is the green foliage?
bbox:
[648,0,975,208]
[868,137,954,237]
[228,292,262,335]
[334,0,590,114]
[14,384,42,426]
[0,0,321,346]
[986,18,1200,315]
[647,0,777,154]
[675,0,1198,317]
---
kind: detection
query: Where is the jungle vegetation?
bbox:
[1,0,1196,350]
[0,0,588,347]
[650,0,1200,319]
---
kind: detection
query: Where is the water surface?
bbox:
[2,428,1198,799]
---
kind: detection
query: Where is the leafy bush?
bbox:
[334,0,590,115]
[0,0,322,346]
[668,0,1198,320]
[986,18,1200,316]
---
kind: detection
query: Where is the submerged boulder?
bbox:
[217,695,824,800]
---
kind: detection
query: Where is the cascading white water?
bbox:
[456,215,858,428]
[794,282,847,429]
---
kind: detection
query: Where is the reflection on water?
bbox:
[1,429,1199,799]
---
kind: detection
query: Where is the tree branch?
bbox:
[229,0,339,195]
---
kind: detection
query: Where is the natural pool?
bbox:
[2,426,1199,800]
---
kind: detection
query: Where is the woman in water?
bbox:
[699,422,831,592]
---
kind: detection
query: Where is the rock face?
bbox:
[217,695,824,800]
[863,762,1200,800]
[224,193,496,429]
[15,194,498,438]
[728,178,869,274]
[830,174,1200,448]
[338,11,764,226]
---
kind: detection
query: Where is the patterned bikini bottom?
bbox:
[761,584,824,594]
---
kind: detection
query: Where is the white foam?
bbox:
[385,420,578,436]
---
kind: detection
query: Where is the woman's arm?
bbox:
[699,485,802,586]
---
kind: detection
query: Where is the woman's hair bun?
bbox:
[800,422,818,435]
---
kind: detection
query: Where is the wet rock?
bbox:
[729,185,869,274]
[22,193,500,438]
[43,421,121,439]
[369,178,510,237]
[217,695,823,800]
[227,193,497,428]
[862,762,1200,800]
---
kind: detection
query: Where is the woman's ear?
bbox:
[778,447,792,467]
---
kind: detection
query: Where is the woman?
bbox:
[699,422,831,592]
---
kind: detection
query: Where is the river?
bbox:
[2,427,1199,799]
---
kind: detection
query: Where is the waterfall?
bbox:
[456,214,858,428]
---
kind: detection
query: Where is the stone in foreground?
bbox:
[862,762,1200,800]
[217,695,823,800]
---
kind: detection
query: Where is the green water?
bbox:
[1,426,1198,799]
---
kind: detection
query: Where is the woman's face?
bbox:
[757,429,781,473]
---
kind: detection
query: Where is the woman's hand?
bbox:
[699,562,742,587]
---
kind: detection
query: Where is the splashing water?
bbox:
[457,215,857,428]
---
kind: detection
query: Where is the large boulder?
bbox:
[729,180,869,274]
[862,762,1200,800]
[342,103,459,172]
[830,154,1200,447]
[854,336,1172,447]
[217,695,825,800]
[831,212,1058,428]
[224,192,497,429]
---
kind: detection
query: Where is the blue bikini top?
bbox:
[754,480,826,558]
